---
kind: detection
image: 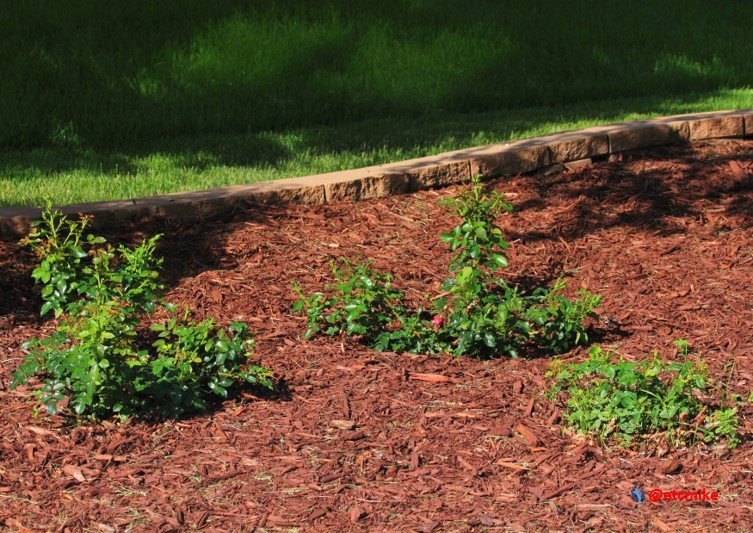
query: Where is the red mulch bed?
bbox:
[1,140,753,531]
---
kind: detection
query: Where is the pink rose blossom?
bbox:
[431,315,443,326]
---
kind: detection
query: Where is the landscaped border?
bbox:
[1,110,751,237]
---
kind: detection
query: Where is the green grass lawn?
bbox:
[2,1,753,206]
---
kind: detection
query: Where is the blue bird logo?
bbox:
[630,486,646,503]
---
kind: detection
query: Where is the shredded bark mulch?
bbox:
[1,140,752,531]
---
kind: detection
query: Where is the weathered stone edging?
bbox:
[1,109,750,237]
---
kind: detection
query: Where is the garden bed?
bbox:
[1,139,752,531]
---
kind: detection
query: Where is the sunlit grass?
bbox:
[2,90,753,207]
[2,1,753,205]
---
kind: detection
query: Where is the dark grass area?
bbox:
[4,0,753,148]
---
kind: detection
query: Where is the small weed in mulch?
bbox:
[548,343,741,447]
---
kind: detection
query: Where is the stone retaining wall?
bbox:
[1,110,751,237]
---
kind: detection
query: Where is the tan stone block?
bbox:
[468,143,551,178]
[688,115,743,140]
[251,183,326,205]
[91,194,236,226]
[407,161,472,190]
[88,208,139,229]
[543,163,567,176]
[324,173,410,202]
[546,133,609,162]
[609,122,689,152]
[362,174,411,198]
[168,197,241,220]
[323,179,361,202]
[745,113,753,137]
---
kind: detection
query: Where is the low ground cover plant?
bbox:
[548,345,740,447]
[294,176,601,358]
[11,207,273,419]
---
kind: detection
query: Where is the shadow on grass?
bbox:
[4,88,753,210]
[6,0,753,150]
[0,132,293,185]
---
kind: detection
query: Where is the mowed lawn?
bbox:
[2,0,753,206]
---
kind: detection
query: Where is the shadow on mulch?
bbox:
[0,242,39,321]
[0,203,287,323]
[46,380,293,431]
[106,204,289,291]
[3,140,753,326]
[142,140,753,294]
[160,378,294,424]
[510,142,753,243]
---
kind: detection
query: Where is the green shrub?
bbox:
[292,259,404,339]
[12,207,273,419]
[292,259,446,354]
[294,176,601,358]
[438,180,512,272]
[548,345,739,447]
[523,281,603,354]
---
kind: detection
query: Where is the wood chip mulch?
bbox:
[1,140,753,531]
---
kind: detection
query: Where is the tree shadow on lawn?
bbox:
[0,133,293,180]
[5,93,753,209]
[0,133,295,208]
[6,0,753,203]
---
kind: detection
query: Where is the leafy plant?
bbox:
[674,338,690,356]
[548,345,739,447]
[292,259,446,354]
[372,312,448,354]
[432,177,598,357]
[524,281,602,354]
[438,180,512,272]
[12,207,273,420]
[435,269,528,358]
[20,207,102,317]
[294,176,601,358]
[292,259,403,338]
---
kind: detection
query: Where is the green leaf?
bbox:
[40,301,55,316]
[491,254,508,268]
[483,333,496,348]
[70,246,87,259]
[215,340,229,352]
